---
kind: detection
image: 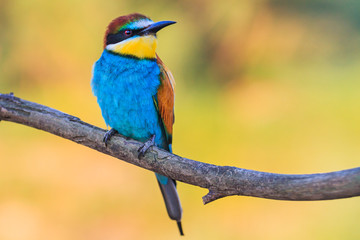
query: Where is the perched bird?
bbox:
[91,13,183,235]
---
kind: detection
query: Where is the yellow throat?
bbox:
[106,35,157,59]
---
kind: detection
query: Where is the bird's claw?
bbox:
[103,128,118,147]
[138,135,156,158]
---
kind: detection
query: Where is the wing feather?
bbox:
[156,54,175,141]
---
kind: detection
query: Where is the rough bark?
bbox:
[1,93,360,204]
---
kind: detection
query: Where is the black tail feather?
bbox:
[157,177,184,235]
[177,221,184,236]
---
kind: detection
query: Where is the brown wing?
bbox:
[156,54,175,136]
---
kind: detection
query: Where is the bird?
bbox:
[91,13,183,235]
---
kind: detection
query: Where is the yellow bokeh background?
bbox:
[1,0,360,239]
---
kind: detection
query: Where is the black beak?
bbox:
[139,21,176,36]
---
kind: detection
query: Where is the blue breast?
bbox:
[91,50,167,149]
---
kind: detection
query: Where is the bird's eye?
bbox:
[124,30,132,36]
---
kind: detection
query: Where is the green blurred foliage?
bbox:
[1,0,360,239]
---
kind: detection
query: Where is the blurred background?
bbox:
[1,0,360,239]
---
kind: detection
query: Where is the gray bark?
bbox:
[1,93,359,204]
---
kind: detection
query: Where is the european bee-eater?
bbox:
[91,13,183,235]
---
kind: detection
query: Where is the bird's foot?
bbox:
[103,128,118,147]
[138,135,155,158]
[0,92,15,100]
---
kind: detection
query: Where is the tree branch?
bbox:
[1,93,360,204]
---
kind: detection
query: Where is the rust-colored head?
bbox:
[103,13,151,49]
[102,13,176,59]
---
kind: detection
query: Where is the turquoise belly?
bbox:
[91,50,167,148]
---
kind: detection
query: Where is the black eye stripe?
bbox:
[106,28,144,45]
